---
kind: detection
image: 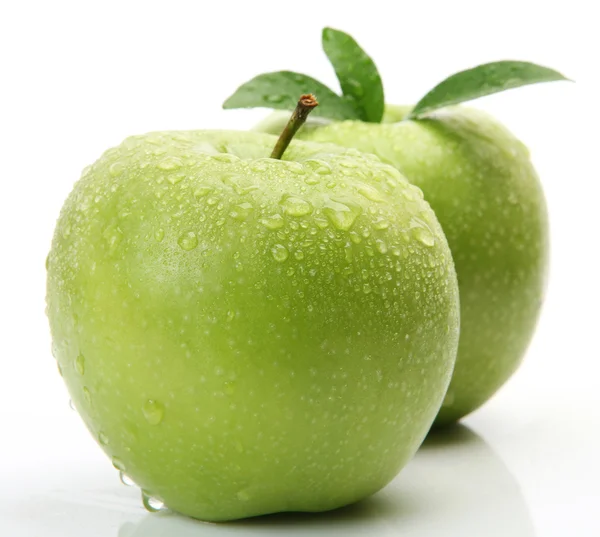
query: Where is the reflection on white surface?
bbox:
[116,426,535,537]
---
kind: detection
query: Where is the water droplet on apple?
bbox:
[57,363,63,377]
[304,176,319,185]
[375,239,388,254]
[178,231,198,251]
[260,214,285,230]
[194,186,213,198]
[157,156,182,171]
[142,399,164,425]
[402,189,415,201]
[142,491,165,512]
[412,227,435,247]
[154,228,165,242]
[305,159,332,175]
[314,216,329,229]
[357,184,385,202]
[109,161,125,177]
[83,386,92,404]
[120,471,136,487]
[74,353,85,375]
[271,244,289,262]
[373,218,389,230]
[281,196,312,217]
[112,456,126,471]
[322,198,361,231]
[167,173,185,185]
[68,399,75,411]
[362,283,372,294]
[249,159,270,172]
[230,202,254,221]
[294,250,304,260]
[284,161,306,175]
[99,432,109,445]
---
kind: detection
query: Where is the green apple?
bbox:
[46,127,459,520]
[228,28,566,425]
[256,105,549,425]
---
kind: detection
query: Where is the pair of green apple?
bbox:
[46,28,566,522]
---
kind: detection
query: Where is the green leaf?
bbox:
[408,61,570,119]
[322,27,385,123]
[222,71,360,121]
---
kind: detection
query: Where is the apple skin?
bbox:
[46,131,459,521]
[257,106,548,425]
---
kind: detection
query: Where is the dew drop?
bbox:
[69,399,75,411]
[154,228,165,242]
[194,186,213,198]
[304,160,332,175]
[271,244,289,262]
[167,173,185,185]
[357,184,385,202]
[412,227,435,247]
[373,218,390,230]
[99,432,109,445]
[112,456,126,471]
[281,196,312,217]
[349,231,362,244]
[249,159,270,172]
[142,491,165,512]
[314,216,329,229]
[260,214,285,230]
[75,353,85,375]
[230,202,254,221]
[284,161,306,175]
[83,386,92,404]
[375,239,388,254]
[157,156,182,171]
[119,471,136,487]
[57,363,63,377]
[142,399,164,425]
[109,161,125,177]
[322,198,361,231]
[178,231,198,251]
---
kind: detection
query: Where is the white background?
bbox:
[0,1,598,536]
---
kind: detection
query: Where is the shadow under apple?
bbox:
[118,425,536,537]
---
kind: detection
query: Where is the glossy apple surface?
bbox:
[46,131,459,520]
[258,106,548,424]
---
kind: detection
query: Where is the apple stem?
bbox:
[270,94,318,159]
